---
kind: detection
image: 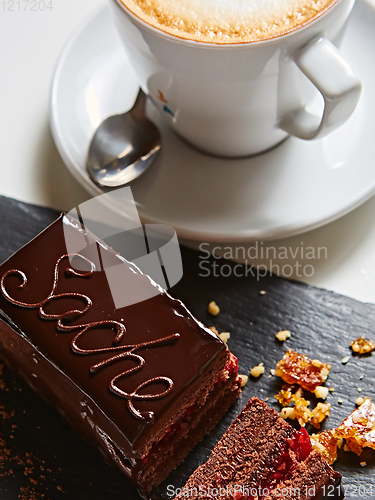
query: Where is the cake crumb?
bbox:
[208,301,220,316]
[329,387,334,393]
[0,365,65,499]
[276,330,291,342]
[351,336,375,354]
[341,356,350,364]
[250,363,265,378]
[314,386,329,400]
[238,374,248,387]
[219,332,230,343]
[360,461,367,467]
[359,375,364,380]
[356,397,364,406]
[338,398,343,405]
[358,387,362,392]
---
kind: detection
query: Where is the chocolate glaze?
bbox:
[1,253,181,422]
[0,215,226,481]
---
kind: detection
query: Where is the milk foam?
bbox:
[120,0,336,43]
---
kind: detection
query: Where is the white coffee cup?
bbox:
[109,0,361,157]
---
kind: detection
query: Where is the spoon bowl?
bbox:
[87,89,161,188]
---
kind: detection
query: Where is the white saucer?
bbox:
[50,0,375,243]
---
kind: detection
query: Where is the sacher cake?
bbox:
[0,214,241,493]
[174,398,344,500]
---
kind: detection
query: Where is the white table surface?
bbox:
[1,0,375,304]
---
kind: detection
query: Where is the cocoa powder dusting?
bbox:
[0,363,65,498]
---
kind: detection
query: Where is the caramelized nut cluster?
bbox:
[275,384,330,428]
[276,350,331,391]
[310,398,375,462]
[275,350,331,428]
[350,336,375,355]
[334,398,375,455]
[310,430,342,465]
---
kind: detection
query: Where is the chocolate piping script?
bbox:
[0,254,180,421]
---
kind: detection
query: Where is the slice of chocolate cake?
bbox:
[0,214,241,493]
[173,398,343,500]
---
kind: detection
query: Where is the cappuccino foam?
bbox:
[119,0,337,43]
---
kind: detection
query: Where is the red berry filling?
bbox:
[230,427,313,499]
[141,357,239,465]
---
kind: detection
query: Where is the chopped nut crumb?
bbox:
[208,301,220,316]
[294,396,312,427]
[275,385,295,406]
[352,413,361,424]
[341,356,350,364]
[311,403,331,429]
[314,386,329,400]
[358,387,362,393]
[250,363,265,378]
[295,387,303,398]
[280,407,296,420]
[270,369,276,376]
[275,350,331,391]
[276,330,291,342]
[218,332,230,343]
[275,385,313,426]
[238,374,248,387]
[356,397,364,406]
[329,387,334,393]
[338,398,343,405]
[209,326,219,335]
[360,461,367,467]
[351,336,375,354]
[359,375,364,380]
[260,290,266,295]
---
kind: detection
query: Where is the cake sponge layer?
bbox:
[174,398,343,500]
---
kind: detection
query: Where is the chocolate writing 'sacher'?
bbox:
[1,252,180,421]
[0,215,226,453]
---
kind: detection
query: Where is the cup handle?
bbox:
[279,37,362,140]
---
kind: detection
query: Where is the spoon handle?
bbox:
[131,88,147,114]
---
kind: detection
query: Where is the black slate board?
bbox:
[0,195,374,500]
